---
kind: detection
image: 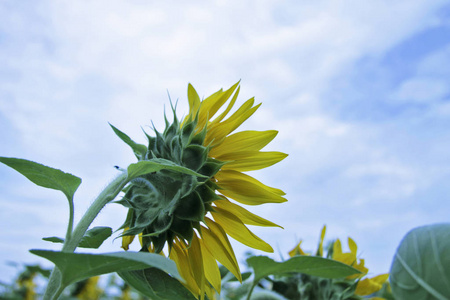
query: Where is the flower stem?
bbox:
[43,172,129,300]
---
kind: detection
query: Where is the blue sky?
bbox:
[1,0,450,284]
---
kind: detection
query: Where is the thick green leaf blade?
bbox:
[109,123,148,159]
[119,267,196,300]
[0,157,81,200]
[390,223,450,300]
[78,226,112,249]
[127,159,207,179]
[247,255,361,284]
[30,250,181,288]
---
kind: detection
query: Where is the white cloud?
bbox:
[1,0,449,283]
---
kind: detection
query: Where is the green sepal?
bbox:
[182,144,208,171]
[196,182,221,203]
[151,213,174,235]
[190,124,207,145]
[151,232,168,253]
[181,120,196,146]
[174,191,205,222]
[77,226,112,249]
[109,123,148,160]
[170,218,194,243]
[198,158,224,177]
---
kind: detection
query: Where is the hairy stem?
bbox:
[43,172,129,300]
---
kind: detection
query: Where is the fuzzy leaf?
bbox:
[109,123,148,159]
[390,223,450,300]
[0,157,81,201]
[119,267,196,300]
[30,250,181,290]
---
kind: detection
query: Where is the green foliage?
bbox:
[390,223,450,300]
[245,256,361,300]
[30,250,181,291]
[119,267,196,300]
[43,226,113,249]
[0,157,81,202]
[247,255,360,284]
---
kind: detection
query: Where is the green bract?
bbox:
[114,111,223,253]
[390,223,450,300]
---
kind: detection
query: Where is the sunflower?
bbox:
[118,82,287,299]
[289,226,389,299]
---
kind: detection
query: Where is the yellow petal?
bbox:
[333,239,342,257]
[219,151,288,172]
[209,86,239,126]
[188,234,206,300]
[206,99,260,145]
[288,240,307,257]
[211,208,273,252]
[197,89,223,127]
[210,130,278,157]
[216,170,285,196]
[318,225,326,257]
[121,227,135,251]
[198,82,240,127]
[214,198,282,228]
[348,237,357,255]
[215,171,287,205]
[170,241,200,296]
[199,238,221,293]
[201,219,241,282]
[355,274,389,296]
[188,83,201,117]
[372,273,389,284]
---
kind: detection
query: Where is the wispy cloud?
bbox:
[0,0,449,282]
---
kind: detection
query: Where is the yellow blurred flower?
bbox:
[75,276,102,300]
[17,272,36,300]
[121,82,287,299]
[289,226,389,298]
[332,235,389,297]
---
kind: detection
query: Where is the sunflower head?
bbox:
[116,82,287,299]
[119,103,223,253]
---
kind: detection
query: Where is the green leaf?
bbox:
[390,223,450,300]
[119,267,196,300]
[42,237,65,244]
[109,123,148,159]
[42,227,112,249]
[78,226,112,249]
[0,157,81,201]
[30,250,181,289]
[127,159,207,179]
[248,255,360,284]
